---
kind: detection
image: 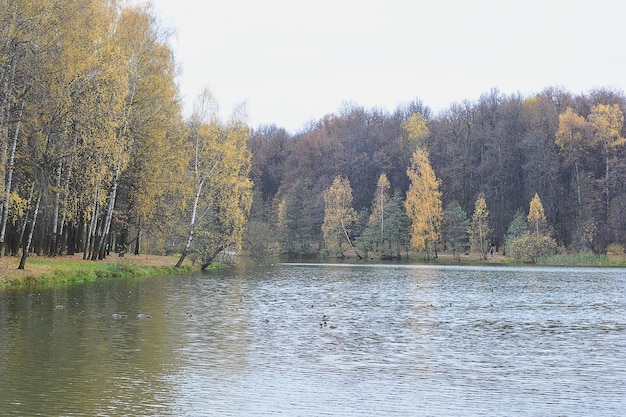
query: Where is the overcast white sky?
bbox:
[146,0,625,133]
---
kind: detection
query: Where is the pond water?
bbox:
[1,263,625,416]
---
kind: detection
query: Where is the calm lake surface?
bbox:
[1,263,625,416]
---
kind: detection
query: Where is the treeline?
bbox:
[248,87,626,259]
[1,0,252,269]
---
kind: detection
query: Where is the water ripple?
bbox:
[1,264,625,416]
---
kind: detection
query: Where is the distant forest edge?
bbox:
[251,88,626,264]
[2,1,626,269]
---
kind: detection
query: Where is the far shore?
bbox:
[2,249,625,289]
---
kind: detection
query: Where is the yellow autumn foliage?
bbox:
[405,148,442,256]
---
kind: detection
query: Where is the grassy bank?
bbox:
[4,250,624,289]
[0,254,193,288]
[538,252,626,267]
[412,251,626,267]
[351,248,626,267]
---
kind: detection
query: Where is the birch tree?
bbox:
[555,107,588,219]
[358,173,393,258]
[192,114,253,269]
[176,91,252,268]
[113,4,185,256]
[0,0,54,257]
[587,104,626,233]
[322,175,360,258]
[469,193,491,260]
[372,173,391,239]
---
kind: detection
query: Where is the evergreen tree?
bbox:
[504,208,528,255]
[442,200,469,260]
[358,173,391,257]
[277,178,322,257]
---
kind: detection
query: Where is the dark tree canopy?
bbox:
[248,87,626,256]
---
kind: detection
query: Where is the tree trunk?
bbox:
[18,187,42,270]
[176,178,204,267]
[90,216,104,260]
[134,227,140,255]
[63,222,71,255]
[574,160,582,219]
[0,52,17,228]
[18,182,35,256]
[340,216,362,259]
[0,93,24,257]
[83,184,100,259]
[55,132,79,255]
[49,159,62,255]
[604,144,610,224]
[200,245,224,270]
[95,169,119,260]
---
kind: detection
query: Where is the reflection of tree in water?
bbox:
[0,277,182,415]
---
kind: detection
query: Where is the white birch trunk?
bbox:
[176,177,205,267]
[18,186,42,269]
[0,94,24,255]
[95,168,119,258]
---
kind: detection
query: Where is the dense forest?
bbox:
[249,87,626,260]
[0,0,252,269]
[2,1,626,268]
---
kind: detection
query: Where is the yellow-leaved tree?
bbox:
[176,90,252,269]
[115,4,187,256]
[469,193,491,260]
[322,175,360,259]
[508,193,557,263]
[405,148,442,259]
[555,107,588,217]
[398,112,429,159]
[587,104,626,222]
[370,173,391,244]
[528,192,548,238]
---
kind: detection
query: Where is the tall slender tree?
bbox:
[405,148,442,259]
[176,91,252,268]
[358,173,398,258]
[442,200,469,261]
[322,175,360,258]
[528,193,548,238]
[469,193,492,260]
[555,107,588,219]
[370,173,391,244]
[587,104,625,239]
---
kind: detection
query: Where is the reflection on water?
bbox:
[1,264,625,416]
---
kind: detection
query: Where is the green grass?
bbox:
[538,253,626,267]
[0,256,194,288]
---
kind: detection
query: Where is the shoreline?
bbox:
[2,250,625,289]
[0,254,193,288]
